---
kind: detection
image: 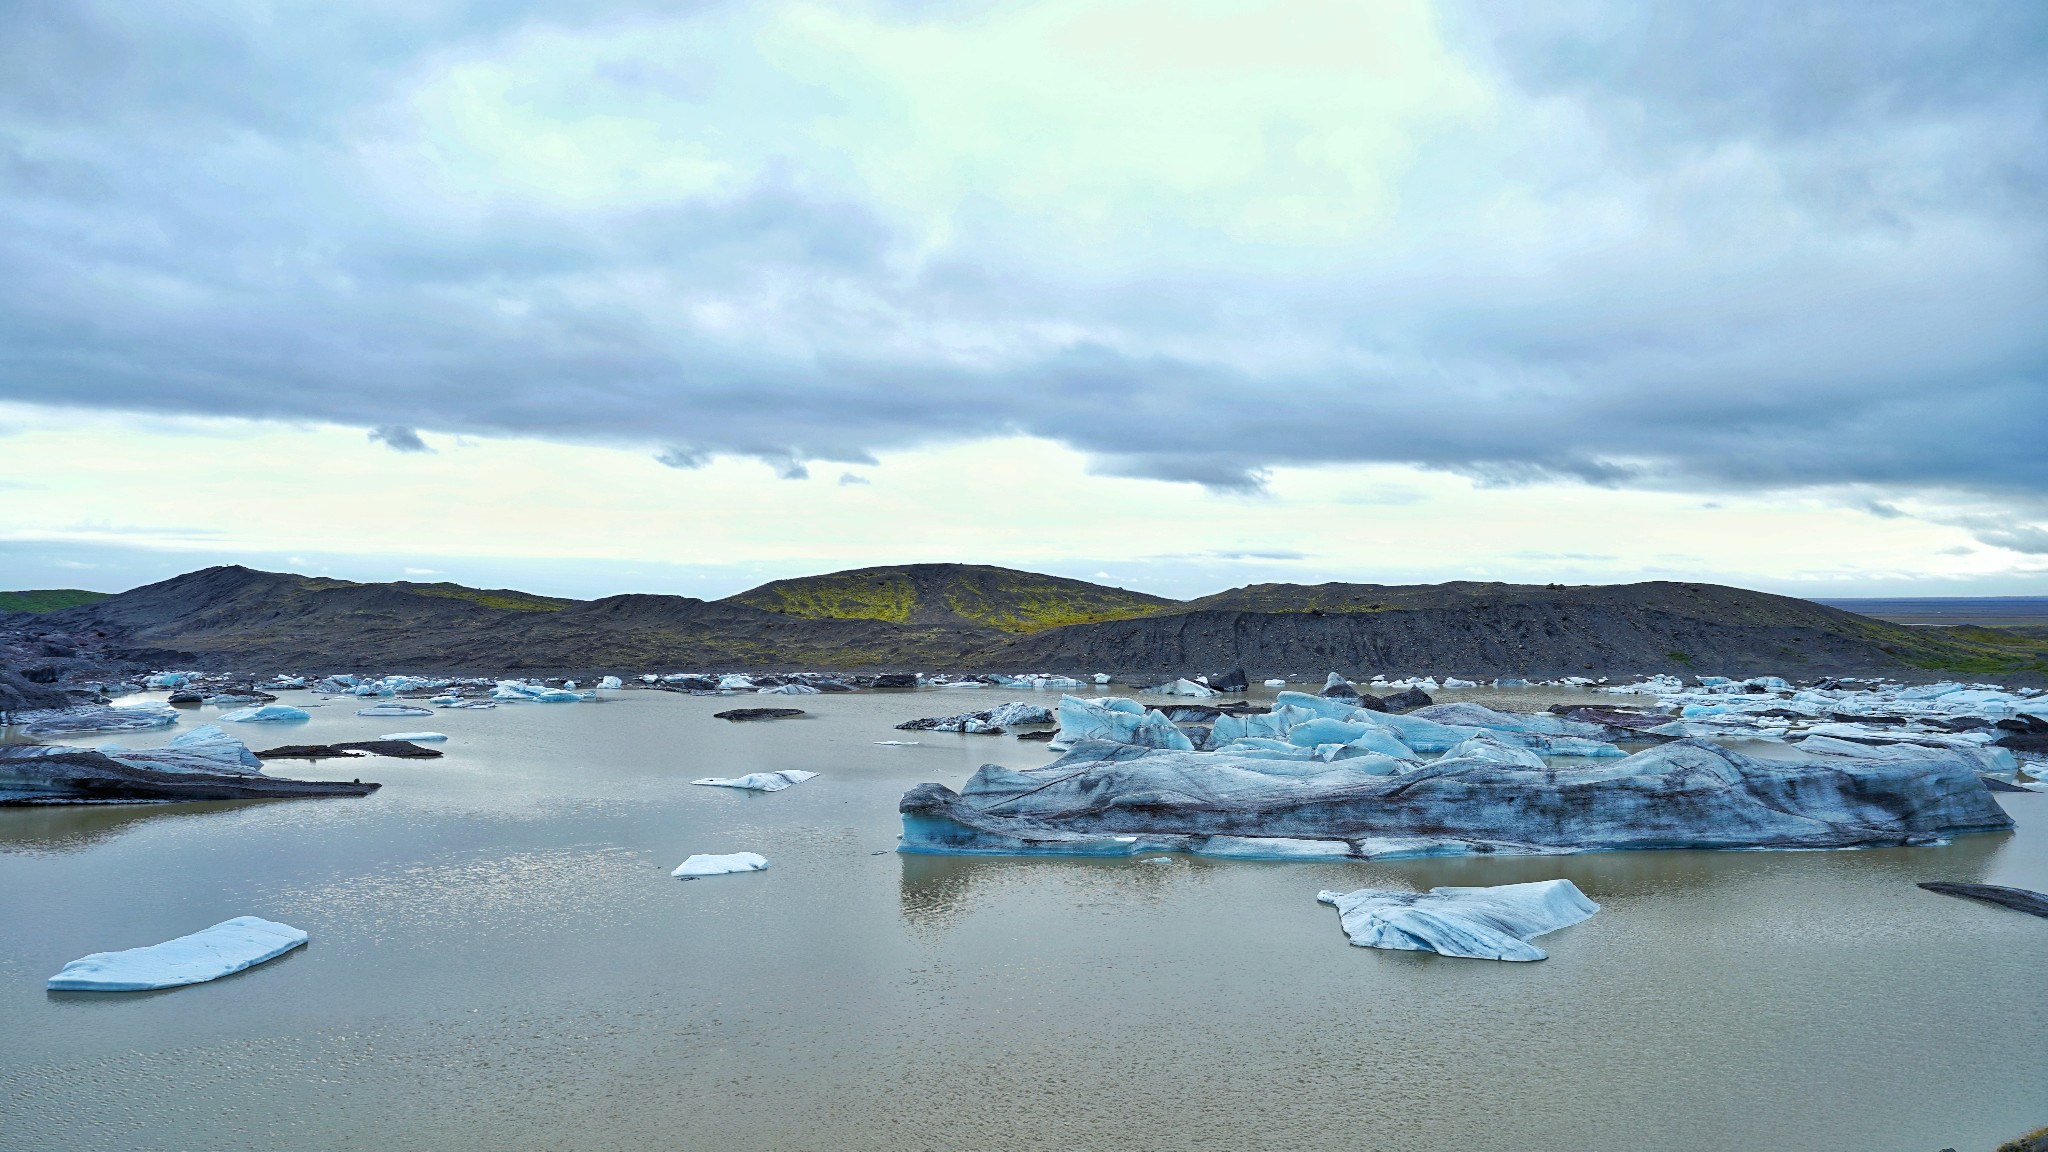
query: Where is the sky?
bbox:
[1,0,2044,602]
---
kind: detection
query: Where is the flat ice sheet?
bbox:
[378,731,448,742]
[1317,879,1599,961]
[690,770,819,792]
[47,916,308,991]
[672,852,769,878]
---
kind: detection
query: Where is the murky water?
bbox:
[3,687,2045,1151]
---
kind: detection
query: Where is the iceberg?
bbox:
[1051,695,1193,751]
[2,742,379,803]
[690,770,820,792]
[490,681,587,703]
[378,731,447,742]
[97,725,262,775]
[875,740,921,746]
[19,704,180,737]
[672,852,769,878]
[717,674,757,691]
[986,702,1055,727]
[1317,879,1599,961]
[1152,678,1220,698]
[219,704,311,723]
[1263,678,1288,688]
[1093,673,1113,684]
[597,675,623,690]
[354,704,433,718]
[47,916,308,990]
[897,738,2013,859]
[145,672,199,689]
[1442,677,1478,689]
[1442,732,1548,769]
[759,683,821,695]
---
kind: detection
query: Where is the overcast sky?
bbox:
[2,1,2043,600]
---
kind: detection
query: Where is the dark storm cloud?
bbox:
[369,425,433,453]
[0,1,2043,513]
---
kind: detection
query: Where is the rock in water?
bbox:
[1918,881,2048,920]
[672,852,770,878]
[897,739,2014,859]
[47,917,308,990]
[713,708,805,722]
[690,770,819,792]
[1317,879,1600,961]
[1212,668,1250,692]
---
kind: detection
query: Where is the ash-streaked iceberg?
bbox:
[1051,695,1194,751]
[897,738,2012,859]
[672,852,769,878]
[690,770,819,792]
[47,916,308,990]
[354,704,433,718]
[18,704,180,738]
[1317,879,1599,961]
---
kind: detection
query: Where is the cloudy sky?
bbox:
[2,0,2043,601]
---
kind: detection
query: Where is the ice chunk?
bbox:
[1316,879,1599,961]
[1093,673,1113,684]
[490,680,588,703]
[1443,732,1548,769]
[597,676,623,690]
[19,704,181,737]
[378,731,447,742]
[690,770,820,792]
[759,683,821,695]
[1153,678,1219,698]
[219,704,311,723]
[986,702,1055,727]
[1263,678,1288,688]
[145,672,198,689]
[97,725,263,775]
[874,740,921,746]
[717,674,757,690]
[1442,677,1478,689]
[672,852,769,878]
[1052,695,1193,751]
[47,916,308,991]
[355,704,434,717]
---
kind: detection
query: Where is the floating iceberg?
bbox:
[1153,678,1220,698]
[1093,674,1113,684]
[717,674,757,691]
[490,681,588,703]
[219,704,311,724]
[378,731,447,742]
[690,770,819,792]
[19,704,180,738]
[47,916,308,991]
[354,704,433,718]
[898,738,2013,859]
[145,671,199,689]
[760,683,821,695]
[597,676,623,690]
[1263,679,1288,688]
[672,852,769,878]
[1051,695,1193,751]
[96,725,261,775]
[875,740,921,746]
[1317,879,1599,961]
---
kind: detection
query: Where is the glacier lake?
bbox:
[4,686,2045,1151]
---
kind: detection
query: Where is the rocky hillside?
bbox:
[0,588,111,614]
[5,565,2043,683]
[724,564,1172,633]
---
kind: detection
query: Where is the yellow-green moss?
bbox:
[0,589,111,613]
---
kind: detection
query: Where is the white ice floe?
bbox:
[690,770,820,792]
[218,704,311,723]
[1093,673,1113,684]
[355,704,434,718]
[1316,879,1600,961]
[378,731,447,742]
[597,676,623,690]
[874,740,921,746]
[760,683,821,695]
[1153,678,1220,698]
[672,852,769,878]
[490,680,588,703]
[1264,679,1288,688]
[717,674,757,691]
[47,916,309,991]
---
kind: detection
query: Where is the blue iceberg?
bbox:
[1317,879,1599,961]
[47,916,308,990]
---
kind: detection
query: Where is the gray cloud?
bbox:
[368,425,433,453]
[0,1,2043,514]
[836,472,869,486]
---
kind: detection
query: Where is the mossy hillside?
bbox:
[0,589,113,614]
[396,582,573,613]
[724,565,1173,634]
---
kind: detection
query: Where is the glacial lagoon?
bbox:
[4,686,2045,1151]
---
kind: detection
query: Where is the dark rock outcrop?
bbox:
[1379,686,1434,712]
[1918,881,2048,920]
[713,707,805,721]
[256,740,442,760]
[0,744,379,804]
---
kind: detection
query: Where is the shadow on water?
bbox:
[0,799,276,854]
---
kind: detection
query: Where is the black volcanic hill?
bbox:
[9,565,2044,682]
[725,564,1173,633]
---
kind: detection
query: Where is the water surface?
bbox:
[3,687,2044,1151]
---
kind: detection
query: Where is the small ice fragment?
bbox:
[874,740,921,746]
[689,770,820,792]
[378,731,447,742]
[1316,879,1599,961]
[1093,673,1112,684]
[47,916,308,991]
[597,676,623,690]
[355,704,434,717]
[1264,678,1288,687]
[219,704,311,723]
[672,852,769,878]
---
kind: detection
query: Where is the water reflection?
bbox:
[0,799,273,854]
